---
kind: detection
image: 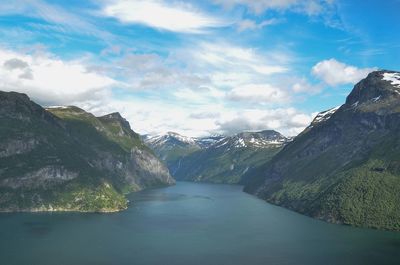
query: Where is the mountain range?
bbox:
[144,70,400,231]
[2,70,400,231]
[144,130,290,184]
[0,91,174,212]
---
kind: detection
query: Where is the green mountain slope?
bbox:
[244,70,400,231]
[143,132,202,173]
[0,91,174,212]
[170,131,288,184]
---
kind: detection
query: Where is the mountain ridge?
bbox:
[145,130,289,184]
[243,70,400,231]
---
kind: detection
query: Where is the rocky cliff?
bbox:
[0,91,174,212]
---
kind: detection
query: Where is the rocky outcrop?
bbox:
[127,147,175,187]
[0,166,78,189]
[0,138,38,158]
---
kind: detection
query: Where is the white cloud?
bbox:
[214,0,332,15]
[81,95,313,137]
[0,48,116,104]
[102,0,229,33]
[312,58,376,86]
[0,45,315,138]
[237,18,281,32]
[81,96,226,137]
[0,0,110,38]
[106,52,211,90]
[291,78,322,94]
[215,108,314,136]
[189,42,289,89]
[189,112,221,119]
[228,84,290,104]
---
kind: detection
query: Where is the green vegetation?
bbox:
[322,161,400,230]
[258,159,400,231]
[0,180,128,212]
[244,71,400,231]
[174,146,282,184]
[0,92,173,212]
[146,131,287,184]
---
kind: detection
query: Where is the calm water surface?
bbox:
[0,182,399,265]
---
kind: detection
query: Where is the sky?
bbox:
[0,0,399,137]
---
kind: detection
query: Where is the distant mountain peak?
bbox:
[101,112,124,120]
[166,132,199,145]
[99,112,131,131]
[145,131,198,147]
[194,135,225,148]
[213,130,288,149]
[52,105,84,111]
[345,70,400,107]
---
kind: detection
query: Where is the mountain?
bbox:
[0,91,174,212]
[143,132,201,174]
[171,130,289,184]
[194,135,225,148]
[244,70,400,231]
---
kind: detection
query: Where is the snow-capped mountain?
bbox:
[143,129,290,184]
[144,132,199,147]
[144,129,289,184]
[213,130,289,150]
[145,130,289,156]
[194,135,225,148]
[143,132,201,171]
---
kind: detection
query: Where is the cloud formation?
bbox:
[214,0,332,15]
[228,84,290,104]
[237,18,281,32]
[312,59,376,86]
[215,108,314,136]
[0,0,110,38]
[0,48,116,105]
[102,0,229,33]
[0,46,314,137]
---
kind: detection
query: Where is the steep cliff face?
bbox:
[0,91,174,212]
[244,70,400,231]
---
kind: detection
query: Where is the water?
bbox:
[0,182,399,265]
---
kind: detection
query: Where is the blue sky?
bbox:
[0,0,399,136]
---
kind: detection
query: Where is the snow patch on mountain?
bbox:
[212,131,288,150]
[195,135,224,148]
[372,95,381,102]
[145,132,198,147]
[382,72,400,88]
[166,132,197,145]
[312,106,340,124]
[145,130,289,152]
[46,106,69,109]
